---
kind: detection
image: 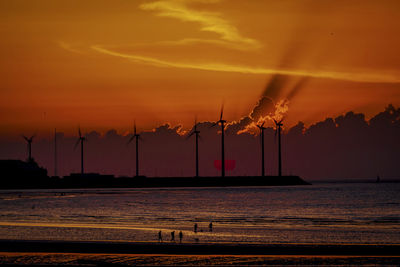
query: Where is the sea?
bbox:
[0,182,399,244]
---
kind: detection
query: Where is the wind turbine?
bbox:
[256,122,266,177]
[22,135,35,162]
[187,118,201,177]
[211,105,226,177]
[273,119,283,177]
[54,128,57,177]
[128,121,141,177]
[74,127,86,176]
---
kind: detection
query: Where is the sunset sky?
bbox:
[1,0,400,138]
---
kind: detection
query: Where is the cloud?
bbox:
[58,41,84,54]
[139,0,261,50]
[92,45,400,84]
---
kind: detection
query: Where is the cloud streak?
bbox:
[92,45,400,84]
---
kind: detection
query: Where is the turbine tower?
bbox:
[128,121,141,177]
[256,122,266,177]
[74,127,86,176]
[54,128,57,177]
[187,118,201,177]
[274,119,283,177]
[22,135,35,162]
[212,105,226,177]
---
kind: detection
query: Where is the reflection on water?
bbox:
[0,183,399,244]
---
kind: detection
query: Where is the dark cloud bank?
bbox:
[1,105,399,181]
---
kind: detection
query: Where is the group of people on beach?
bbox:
[158,222,213,243]
[158,230,184,243]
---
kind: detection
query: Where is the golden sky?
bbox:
[1,0,400,137]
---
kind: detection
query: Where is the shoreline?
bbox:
[0,175,311,190]
[0,240,399,256]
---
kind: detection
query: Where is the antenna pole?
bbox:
[221,122,225,177]
[81,139,84,176]
[261,129,265,177]
[54,128,57,176]
[135,136,139,177]
[195,132,199,177]
[278,125,282,177]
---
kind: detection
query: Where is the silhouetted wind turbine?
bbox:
[211,105,226,177]
[187,117,201,177]
[128,121,141,177]
[74,127,86,176]
[257,122,266,177]
[22,134,35,162]
[54,128,57,177]
[274,119,283,177]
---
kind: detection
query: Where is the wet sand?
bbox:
[0,252,399,266]
[0,240,399,256]
[0,240,399,265]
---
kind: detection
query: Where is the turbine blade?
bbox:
[261,121,265,127]
[134,121,137,136]
[186,131,195,140]
[78,127,82,138]
[210,122,218,128]
[22,135,28,142]
[74,139,80,150]
[220,105,224,120]
[127,135,135,145]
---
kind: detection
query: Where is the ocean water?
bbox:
[0,183,398,244]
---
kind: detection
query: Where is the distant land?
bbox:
[0,160,310,189]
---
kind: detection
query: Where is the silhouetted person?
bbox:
[194,223,198,233]
[158,230,162,242]
[179,231,183,243]
[209,222,213,232]
[171,231,175,241]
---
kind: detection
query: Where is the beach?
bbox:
[0,183,399,265]
[0,240,399,265]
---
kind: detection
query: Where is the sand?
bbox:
[0,240,399,265]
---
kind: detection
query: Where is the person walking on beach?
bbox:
[171,231,175,241]
[194,223,198,233]
[158,230,162,242]
[179,231,183,243]
[209,222,213,232]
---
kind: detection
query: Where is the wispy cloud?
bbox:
[58,41,84,54]
[140,0,261,50]
[92,45,400,84]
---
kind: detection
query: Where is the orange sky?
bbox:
[1,0,400,137]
